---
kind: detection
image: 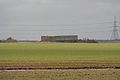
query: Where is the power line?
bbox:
[0,20,119,40]
[1,30,111,34]
[0,22,112,27]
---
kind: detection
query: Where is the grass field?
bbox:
[0,43,120,69]
[0,43,120,61]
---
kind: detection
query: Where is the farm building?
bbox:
[41,35,78,42]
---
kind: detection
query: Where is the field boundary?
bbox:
[0,66,120,70]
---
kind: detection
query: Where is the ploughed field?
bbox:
[0,69,120,80]
[0,43,120,70]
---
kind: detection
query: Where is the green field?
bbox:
[0,43,120,61]
[0,43,120,69]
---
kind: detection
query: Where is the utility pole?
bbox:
[110,16,120,40]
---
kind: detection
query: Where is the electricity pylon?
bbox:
[110,16,120,40]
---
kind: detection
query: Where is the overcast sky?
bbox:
[0,0,120,40]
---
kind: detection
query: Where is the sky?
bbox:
[0,0,120,40]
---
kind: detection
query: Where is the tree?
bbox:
[6,37,17,42]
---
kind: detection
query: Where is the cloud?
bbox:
[0,0,120,40]
[0,0,120,24]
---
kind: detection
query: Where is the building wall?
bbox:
[41,35,78,42]
[55,36,78,41]
[41,36,56,42]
